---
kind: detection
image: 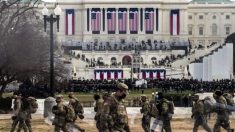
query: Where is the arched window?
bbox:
[151,57,157,61]
[212,24,217,35]
[97,57,103,62]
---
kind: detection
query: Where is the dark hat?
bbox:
[214,90,223,97]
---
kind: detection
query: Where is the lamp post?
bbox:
[42,4,62,97]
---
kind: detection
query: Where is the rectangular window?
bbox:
[188,27,193,35]
[199,27,203,35]
[226,27,230,35]
[188,15,192,20]
[226,15,230,19]
[213,15,216,19]
[199,15,203,19]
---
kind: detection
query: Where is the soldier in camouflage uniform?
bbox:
[140,95,151,132]
[10,94,27,132]
[52,95,69,132]
[213,90,232,132]
[67,92,85,132]
[94,93,110,132]
[191,95,212,132]
[156,92,173,132]
[101,83,130,132]
[94,94,102,131]
[16,94,31,132]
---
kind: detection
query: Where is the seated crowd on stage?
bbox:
[68,78,234,93]
[62,39,189,51]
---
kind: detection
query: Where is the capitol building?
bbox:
[47,0,234,80]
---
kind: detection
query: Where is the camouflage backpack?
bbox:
[27,97,38,113]
[149,102,158,118]
[65,105,77,122]
[117,102,128,124]
[74,99,84,115]
[223,93,235,112]
[223,93,235,106]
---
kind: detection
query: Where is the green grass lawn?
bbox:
[58,88,194,102]
[2,88,194,102]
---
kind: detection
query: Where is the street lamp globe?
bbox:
[54,4,62,16]
[42,6,49,16]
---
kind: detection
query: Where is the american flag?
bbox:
[118,11,127,32]
[129,11,138,32]
[91,11,101,32]
[145,11,154,32]
[107,11,116,32]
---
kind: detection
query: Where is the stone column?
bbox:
[83,8,87,33]
[153,8,156,34]
[89,8,92,33]
[180,9,184,35]
[104,8,108,34]
[143,8,145,34]
[162,9,167,34]
[165,9,170,35]
[184,9,188,35]
[101,8,103,34]
[127,8,130,34]
[138,8,141,33]
[116,8,119,34]
[158,8,162,34]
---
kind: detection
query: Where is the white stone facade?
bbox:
[40,0,235,46]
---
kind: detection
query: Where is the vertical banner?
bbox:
[139,72,143,79]
[143,71,146,79]
[107,71,111,80]
[107,11,116,33]
[153,72,157,79]
[150,71,153,79]
[111,72,115,79]
[146,71,150,79]
[118,11,127,33]
[66,9,75,35]
[157,72,160,79]
[96,72,100,80]
[100,71,104,80]
[103,72,107,80]
[145,11,154,33]
[118,71,122,79]
[170,10,179,35]
[114,72,118,79]
[129,11,138,33]
[160,71,165,79]
[91,11,101,33]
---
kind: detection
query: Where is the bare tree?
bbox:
[0,0,68,97]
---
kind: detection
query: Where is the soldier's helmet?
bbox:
[117,83,128,91]
[55,95,63,102]
[192,95,199,101]
[141,95,147,100]
[13,95,18,99]
[213,90,223,99]
[68,92,75,98]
